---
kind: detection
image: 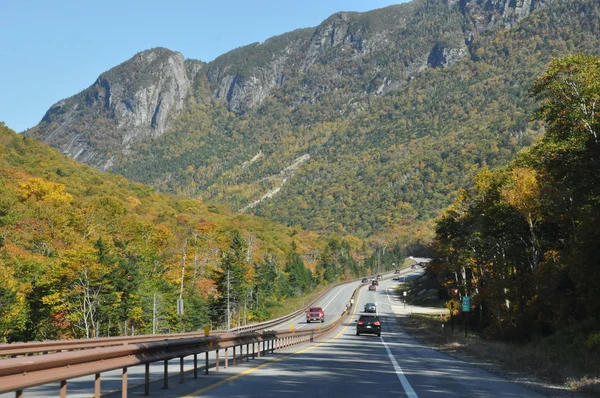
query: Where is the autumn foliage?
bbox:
[433,54,600,340]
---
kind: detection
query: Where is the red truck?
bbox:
[305,306,325,323]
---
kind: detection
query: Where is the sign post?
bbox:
[462,296,470,338]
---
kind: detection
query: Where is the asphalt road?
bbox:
[3,266,546,397]
[165,275,545,398]
[0,274,375,398]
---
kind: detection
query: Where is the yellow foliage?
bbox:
[18,177,73,204]
[127,196,142,208]
[501,167,541,220]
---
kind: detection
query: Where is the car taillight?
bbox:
[373,321,381,326]
[357,321,364,325]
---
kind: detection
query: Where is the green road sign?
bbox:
[462,296,471,312]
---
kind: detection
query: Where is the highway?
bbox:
[137,269,545,398]
[0,276,366,398]
[3,264,546,397]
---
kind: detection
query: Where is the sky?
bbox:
[1,0,408,133]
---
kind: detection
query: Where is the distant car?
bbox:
[370,276,376,281]
[361,277,369,283]
[372,280,379,286]
[305,306,324,323]
[356,314,381,336]
[394,269,400,274]
[411,264,417,269]
[376,274,382,279]
[392,276,400,281]
[368,285,376,291]
[364,302,377,313]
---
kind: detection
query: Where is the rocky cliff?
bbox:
[26,0,549,171]
[26,48,202,170]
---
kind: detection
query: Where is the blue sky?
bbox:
[1,0,407,133]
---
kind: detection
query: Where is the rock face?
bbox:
[458,0,549,30]
[27,0,550,170]
[27,48,201,170]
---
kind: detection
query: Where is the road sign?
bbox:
[204,324,210,337]
[462,296,471,312]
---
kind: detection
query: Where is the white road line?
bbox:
[322,284,351,310]
[283,284,354,330]
[386,286,398,304]
[381,336,419,398]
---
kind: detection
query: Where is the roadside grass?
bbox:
[266,284,335,320]
[401,315,600,396]
[395,270,600,395]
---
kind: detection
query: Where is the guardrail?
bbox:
[0,280,366,398]
[0,275,371,359]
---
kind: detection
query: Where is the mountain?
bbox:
[25,0,600,239]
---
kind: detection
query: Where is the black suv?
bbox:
[356,314,381,336]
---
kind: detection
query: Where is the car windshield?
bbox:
[359,315,378,322]
[309,308,321,312]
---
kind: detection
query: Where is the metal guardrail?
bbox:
[0,280,366,398]
[0,275,367,359]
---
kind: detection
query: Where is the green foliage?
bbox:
[433,54,600,340]
[105,0,600,242]
[284,250,313,296]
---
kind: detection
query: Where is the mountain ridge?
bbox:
[25,0,599,239]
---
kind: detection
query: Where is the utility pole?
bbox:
[227,270,231,330]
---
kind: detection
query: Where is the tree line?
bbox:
[432,54,600,340]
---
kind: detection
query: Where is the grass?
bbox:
[395,270,600,396]
[399,313,600,396]
[266,284,334,320]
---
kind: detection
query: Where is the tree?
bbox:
[213,231,253,328]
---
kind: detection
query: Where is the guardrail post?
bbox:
[145,363,150,396]
[257,342,261,358]
[180,357,184,383]
[194,354,198,379]
[163,360,168,389]
[246,344,250,361]
[60,380,67,398]
[240,345,244,362]
[122,367,128,398]
[95,373,101,398]
[225,347,228,368]
[216,349,220,371]
[252,342,255,359]
[205,352,209,375]
[16,390,23,398]
[233,346,237,365]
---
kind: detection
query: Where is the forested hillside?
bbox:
[433,54,600,343]
[0,123,402,342]
[26,0,600,243]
